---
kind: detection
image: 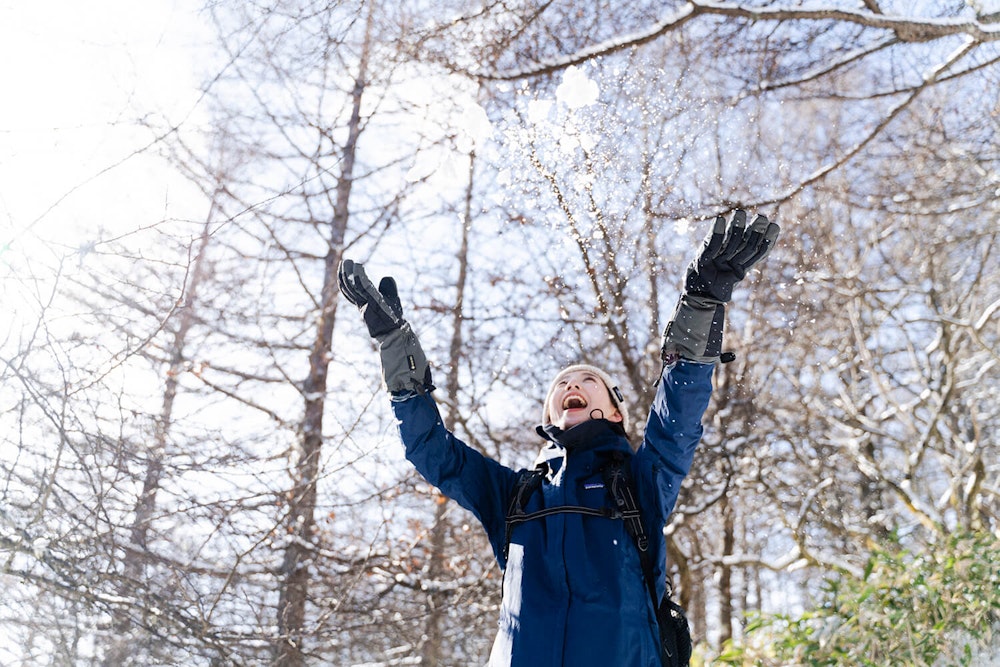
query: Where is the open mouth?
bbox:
[562,394,588,410]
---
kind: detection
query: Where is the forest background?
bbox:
[2,0,999,665]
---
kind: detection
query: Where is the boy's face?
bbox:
[548,368,623,430]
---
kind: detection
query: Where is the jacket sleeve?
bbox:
[391,391,521,565]
[634,359,714,529]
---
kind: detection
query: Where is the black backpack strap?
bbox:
[503,466,545,563]
[602,454,649,553]
[503,464,620,563]
[602,454,691,667]
[601,455,655,597]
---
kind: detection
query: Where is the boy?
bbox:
[339,210,779,666]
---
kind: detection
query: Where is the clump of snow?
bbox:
[528,99,554,124]
[555,66,599,109]
[454,98,493,153]
[403,83,493,184]
[519,66,602,161]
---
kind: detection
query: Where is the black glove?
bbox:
[685,209,779,303]
[338,259,405,338]
[662,210,780,364]
[338,260,432,393]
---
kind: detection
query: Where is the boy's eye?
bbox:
[555,375,598,387]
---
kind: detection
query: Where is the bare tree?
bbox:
[4,1,999,663]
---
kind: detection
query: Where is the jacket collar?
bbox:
[535,418,630,453]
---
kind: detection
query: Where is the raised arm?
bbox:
[338,259,519,563]
[639,210,780,521]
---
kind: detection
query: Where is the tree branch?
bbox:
[479,1,999,81]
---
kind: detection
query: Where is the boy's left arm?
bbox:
[637,209,780,524]
[637,359,715,523]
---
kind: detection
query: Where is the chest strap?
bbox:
[502,459,643,563]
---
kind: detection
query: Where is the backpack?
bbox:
[504,453,693,667]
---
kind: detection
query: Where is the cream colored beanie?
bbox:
[541,363,630,435]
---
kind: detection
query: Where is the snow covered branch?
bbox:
[687,0,1000,43]
[479,1,1000,81]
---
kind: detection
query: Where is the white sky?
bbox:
[0,0,617,271]
[0,0,211,266]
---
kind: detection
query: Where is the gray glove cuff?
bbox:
[661,294,726,364]
[378,323,431,393]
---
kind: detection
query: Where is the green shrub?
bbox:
[716,532,1000,667]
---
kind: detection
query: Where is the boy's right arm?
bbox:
[339,259,519,560]
[392,391,519,556]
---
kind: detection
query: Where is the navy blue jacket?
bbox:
[391,360,714,666]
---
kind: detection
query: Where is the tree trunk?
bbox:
[103,200,218,667]
[718,495,735,646]
[274,13,372,665]
[419,150,476,665]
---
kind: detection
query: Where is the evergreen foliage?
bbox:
[717,532,1000,667]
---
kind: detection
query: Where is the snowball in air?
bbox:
[528,99,554,124]
[556,66,599,109]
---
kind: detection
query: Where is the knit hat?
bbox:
[541,363,630,435]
